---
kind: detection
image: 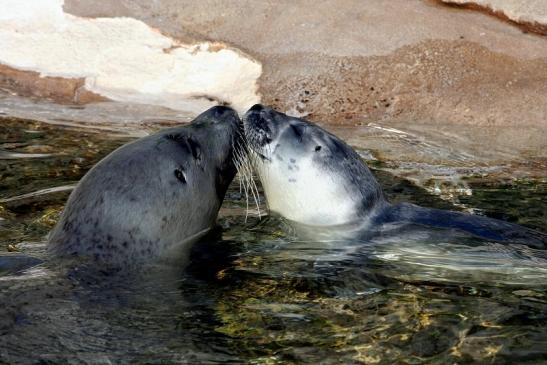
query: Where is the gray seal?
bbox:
[48,106,243,266]
[243,104,545,248]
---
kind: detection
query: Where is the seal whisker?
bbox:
[240,152,262,220]
[231,139,246,194]
[242,155,261,218]
[232,137,262,222]
[231,143,249,220]
[246,134,264,212]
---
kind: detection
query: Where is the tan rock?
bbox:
[0,64,107,104]
[440,0,547,35]
[260,40,547,128]
[3,0,546,131]
[63,0,547,129]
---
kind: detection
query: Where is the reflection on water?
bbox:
[1,117,546,364]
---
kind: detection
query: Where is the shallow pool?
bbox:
[1,116,546,364]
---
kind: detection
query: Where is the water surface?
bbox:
[1,116,546,364]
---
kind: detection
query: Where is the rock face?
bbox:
[0,0,262,113]
[60,0,547,130]
[1,0,546,131]
[440,0,547,35]
[0,64,107,104]
[259,40,547,129]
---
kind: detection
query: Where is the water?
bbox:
[1,116,546,364]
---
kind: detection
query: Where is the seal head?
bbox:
[243,104,385,226]
[48,106,242,266]
[244,105,546,248]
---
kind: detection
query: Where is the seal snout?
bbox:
[196,105,238,122]
[207,105,238,123]
[243,104,271,126]
[248,104,264,112]
[210,105,235,117]
[194,105,242,135]
[243,104,275,148]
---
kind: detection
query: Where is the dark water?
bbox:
[1,117,546,364]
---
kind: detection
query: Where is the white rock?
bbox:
[0,0,262,113]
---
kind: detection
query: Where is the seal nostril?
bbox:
[249,104,264,112]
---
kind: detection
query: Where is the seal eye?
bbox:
[174,168,187,184]
[315,146,322,152]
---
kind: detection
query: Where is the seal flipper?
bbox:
[374,203,546,249]
[0,254,43,275]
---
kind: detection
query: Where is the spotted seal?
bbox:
[243,104,545,248]
[48,105,243,266]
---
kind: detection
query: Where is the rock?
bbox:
[440,0,547,35]
[61,0,547,129]
[0,64,107,104]
[0,0,261,113]
[2,0,546,132]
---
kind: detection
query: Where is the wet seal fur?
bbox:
[243,104,546,248]
[48,106,242,266]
